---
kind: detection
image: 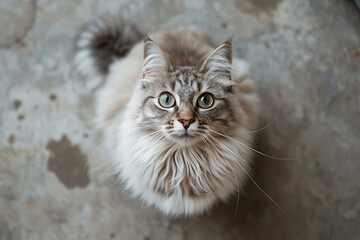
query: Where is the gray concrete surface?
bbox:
[1,0,360,239]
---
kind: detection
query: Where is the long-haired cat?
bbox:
[75,15,259,216]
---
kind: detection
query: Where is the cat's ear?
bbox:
[142,35,173,83]
[200,39,234,86]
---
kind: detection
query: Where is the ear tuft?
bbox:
[142,38,172,83]
[223,37,233,49]
[200,42,234,86]
[143,33,152,44]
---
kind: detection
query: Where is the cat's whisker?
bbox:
[199,135,228,176]
[90,158,116,173]
[201,134,241,216]
[206,132,247,163]
[245,118,275,133]
[203,135,241,210]
[207,134,285,212]
[203,134,246,216]
[125,131,166,166]
[208,129,299,161]
[94,130,164,173]
[214,119,273,134]
[244,111,279,133]
[93,133,162,171]
[81,126,155,178]
[88,125,151,163]
[140,136,170,167]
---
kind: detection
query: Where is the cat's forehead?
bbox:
[169,67,202,102]
[171,66,200,85]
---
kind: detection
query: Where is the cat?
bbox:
[75,15,259,216]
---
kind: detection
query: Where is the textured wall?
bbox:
[1,0,359,239]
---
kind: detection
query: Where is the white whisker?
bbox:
[244,111,279,133]
[208,129,299,161]
[202,134,241,216]
[207,134,285,212]
[93,129,163,173]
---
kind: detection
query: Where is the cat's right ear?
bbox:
[142,35,173,84]
[200,40,234,87]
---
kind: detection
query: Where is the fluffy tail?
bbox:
[75,15,143,76]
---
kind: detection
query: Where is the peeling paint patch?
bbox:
[8,134,16,144]
[49,94,57,101]
[17,114,25,121]
[13,100,21,110]
[46,135,90,188]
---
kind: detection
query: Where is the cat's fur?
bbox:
[75,15,259,216]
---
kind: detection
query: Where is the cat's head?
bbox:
[137,37,240,146]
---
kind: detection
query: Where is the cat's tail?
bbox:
[75,15,143,76]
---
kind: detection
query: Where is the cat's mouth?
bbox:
[177,127,198,135]
[173,132,194,138]
[168,130,201,144]
[179,132,193,138]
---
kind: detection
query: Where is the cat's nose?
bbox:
[179,119,195,130]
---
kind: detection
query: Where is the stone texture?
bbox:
[0,0,36,47]
[0,0,359,239]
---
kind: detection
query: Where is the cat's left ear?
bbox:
[142,35,173,83]
[200,39,234,86]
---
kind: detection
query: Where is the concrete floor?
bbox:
[1,0,360,239]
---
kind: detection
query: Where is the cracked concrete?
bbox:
[0,0,359,239]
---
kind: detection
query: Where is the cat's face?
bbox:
[138,39,237,145]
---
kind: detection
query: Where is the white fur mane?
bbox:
[113,122,250,216]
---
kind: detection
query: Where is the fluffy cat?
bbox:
[75,15,259,216]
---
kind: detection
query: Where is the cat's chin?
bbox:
[168,133,202,146]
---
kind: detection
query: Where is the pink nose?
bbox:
[179,119,195,129]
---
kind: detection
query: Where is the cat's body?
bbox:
[75,16,259,216]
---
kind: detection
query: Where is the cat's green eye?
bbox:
[159,92,175,108]
[197,93,214,109]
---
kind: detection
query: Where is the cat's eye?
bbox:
[197,93,214,109]
[159,92,175,108]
